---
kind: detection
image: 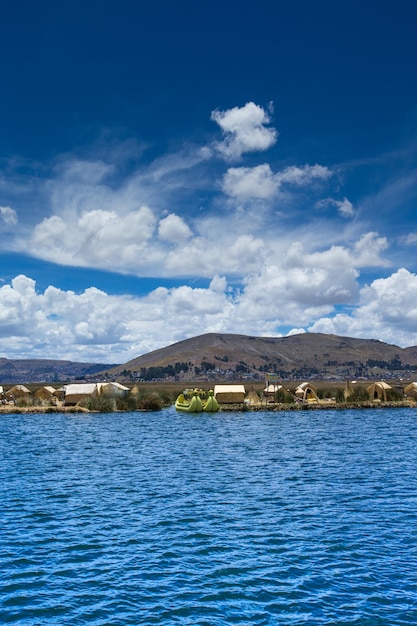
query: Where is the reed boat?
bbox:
[175,388,219,413]
[202,390,219,412]
[175,391,203,413]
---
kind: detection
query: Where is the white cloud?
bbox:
[337,197,355,218]
[0,274,234,361]
[309,268,417,347]
[0,206,18,228]
[353,232,389,267]
[316,196,355,218]
[402,232,417,245]
[211,102,278,160]
[2,267,417,364]
[28,206,160,270]
[222,164,278,199]
[2,101,416,361]
[158,214,192,243]
[222,163,332,200]
[275,164,332,186]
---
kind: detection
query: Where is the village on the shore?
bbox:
[1,375,417,413]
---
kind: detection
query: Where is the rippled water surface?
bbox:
[2,407,417,624]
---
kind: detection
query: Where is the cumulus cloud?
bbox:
[2,101,414,360]
[158,214,192,243]
[353,232,389,267]
[0,274,234,361]
[211,102,278,160]
[222,163,332,200]
[222,164,278,199]
[28,206,160,270]
[2,266,417,364]
[309,268,417,347]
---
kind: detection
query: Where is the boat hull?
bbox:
[202,394,219,412]
[175,394,203,413]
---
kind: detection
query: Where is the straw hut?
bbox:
[404,382,417,398]
[6,384,32,401]
[53,387,66,402]
[246,389,261,405]
[214,384,245,404]
[294,382,319,403]
[96,382,129,397]
[366,381,392,402]
[35,386,57,404]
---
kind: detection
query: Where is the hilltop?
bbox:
[103,332,417,382]
[0,358,118,384]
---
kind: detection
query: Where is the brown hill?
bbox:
[0,358,118,384]
[105,332,417,382]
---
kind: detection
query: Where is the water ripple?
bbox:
[1,408,417,624]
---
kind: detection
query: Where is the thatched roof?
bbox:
[294,382,319,402]
[97,382,129,396]
[404,382,417,396]
[34,386,56,399]
[366,381,392,401]
[7,384,31,397]
[214,384,246,403]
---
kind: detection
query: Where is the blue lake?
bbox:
[1,407,417,624]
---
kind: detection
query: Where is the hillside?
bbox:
[105,332,417,382]
[0,358,119,384]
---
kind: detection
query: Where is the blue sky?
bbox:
[1,0,417,362]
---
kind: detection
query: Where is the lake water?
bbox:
[1,407,417,624]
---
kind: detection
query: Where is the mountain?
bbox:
[105,332,417,382]
[2,333,417,384]
[0,358,119,384]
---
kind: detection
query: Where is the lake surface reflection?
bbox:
[2,407,417,624]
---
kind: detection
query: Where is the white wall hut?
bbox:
[366,381,392,402]
[263,383,282,397]
[63,383,98,406]
[63,382,130,405]
[214,384,246,404]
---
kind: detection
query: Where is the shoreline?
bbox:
[0,401,416,414]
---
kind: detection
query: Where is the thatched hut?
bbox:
[246,389,261,405]
[96,382,129,397]
[294,382,319,403]
[35,386,57,403]
[214,384,245,404]
[6,384,32,402]
[404,382,417,398]
[366,381,392,402]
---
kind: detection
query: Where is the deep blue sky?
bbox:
[1,0,417,362]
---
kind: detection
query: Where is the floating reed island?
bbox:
[0,379,416,413]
